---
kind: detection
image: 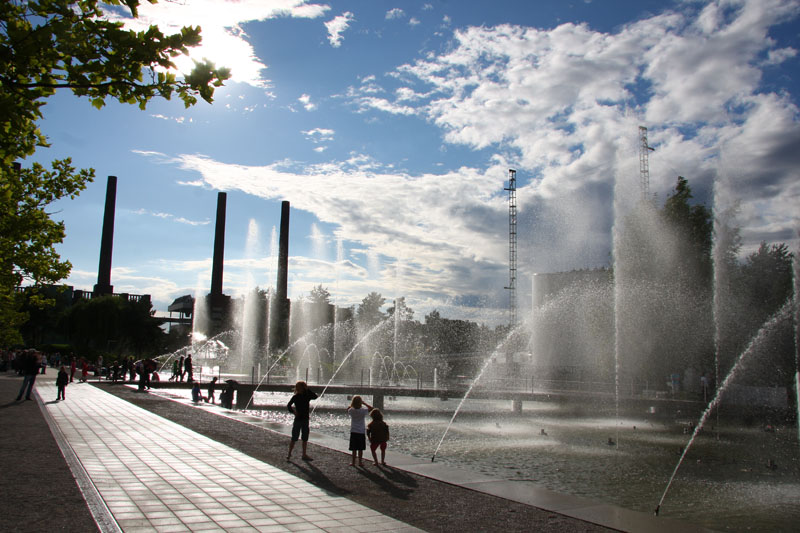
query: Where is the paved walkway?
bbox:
[32,374,421,533]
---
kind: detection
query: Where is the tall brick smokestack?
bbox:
[275,201,291,349]
[94,175,117,295]
[210,192,227,297]
[277,201,290,302]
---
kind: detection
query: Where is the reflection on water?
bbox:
[164,388,800,531]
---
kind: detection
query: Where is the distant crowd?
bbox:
[3,350,393,466]
[1,348,201,400]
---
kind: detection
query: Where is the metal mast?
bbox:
[504,169,517,328]
[639,126,654,201]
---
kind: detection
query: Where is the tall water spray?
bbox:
[191,272,210,346]
[655,300,794,515]
[431,323,522,462]
[311,318,395,414]
[266,225,279,356]
[335,235,344,367]
[712,183,739,435]
[794,241,799,447]
[239,219,264,372]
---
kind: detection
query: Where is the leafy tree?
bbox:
[0,161,92,344]
[661,176,713,287]
[386,296,414,321]
[614,176,715,384]
[1,0,230,165]
[0,0,230,345]
[61,295,165,357]
[308,285,331,306]
[739,242,793,315]
[356,292,386,328]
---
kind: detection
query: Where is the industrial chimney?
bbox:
[93,175,117,296]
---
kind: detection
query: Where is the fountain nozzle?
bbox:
[654,505,660,516]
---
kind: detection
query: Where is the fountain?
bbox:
[150,168,797,532]
[368,352,418,386]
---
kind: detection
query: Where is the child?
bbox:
[367,408,390,466]
[347,395,373,466]
[56,365,69,401]
[191,382,206,402]
[287,381,318,461]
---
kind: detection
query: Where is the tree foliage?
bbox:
[1,0,230,165]
[356,292,386,328]
[0,0,229,345]
[61,295,165,357]
[386,296,414,321]
[308,285,331,306]
[661,176,713,287]
[0,160,92,344]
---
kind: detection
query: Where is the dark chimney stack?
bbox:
[274,200,291,350]
[210,192,227,297]
[94,175,117,295]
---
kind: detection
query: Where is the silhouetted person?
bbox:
[15,350,39,401]
[184,354,193,382]
[207,377,218,404]
[367,408,390,466]
[287,381,317,461]
[56,366,69,401]
[191,382,206,402]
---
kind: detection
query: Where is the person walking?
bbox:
[69,356,77,383]
[170,359,179,382]
[80,359,89,382]
[287,381,317,461]
[207,376,218,404]
[184,354,193,382]
[56,365,69,401]
[347,395,373,467]
[367,408,390,466]
[177,355,185,382]
[15,350,39,401]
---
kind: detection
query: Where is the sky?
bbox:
[32,0,800,325]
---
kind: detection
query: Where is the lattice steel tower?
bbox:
[504,169,517,327]
[639,126,654,201]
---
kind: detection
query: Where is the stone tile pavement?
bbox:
[34,375,422,533]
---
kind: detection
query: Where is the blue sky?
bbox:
[32,0,800,324]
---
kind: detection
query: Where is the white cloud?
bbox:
[166,153,511,309]
[109,0,330,87]
[126,0,800,316]
[150,114,185,123]
[303,127,335,142]
[764,47,797,65]
[325,12,355,48]
[386,8,405,20]
[352,0,800,268]
[298,94,317,111]
[133,208,210,226]
[409,17,421,27]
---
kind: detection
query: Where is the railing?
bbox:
[73,290,150,303]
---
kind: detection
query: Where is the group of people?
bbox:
[169,354,194,383]
[7,349,85,402]
[286,381,390,466]
[191,377,218,404]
